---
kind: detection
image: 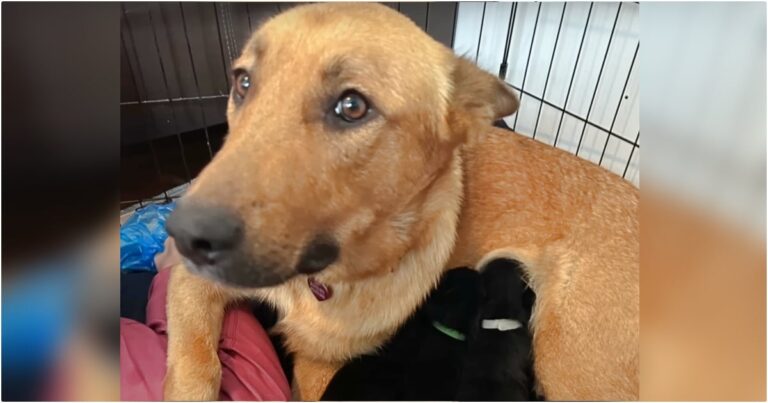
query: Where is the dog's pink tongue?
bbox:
[308,277,332,301]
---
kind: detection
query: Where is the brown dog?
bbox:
[163,3,638,401]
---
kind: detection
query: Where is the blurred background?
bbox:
[640,2,766,399]
[2,1,765,400]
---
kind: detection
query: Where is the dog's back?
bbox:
[449,127,639,399]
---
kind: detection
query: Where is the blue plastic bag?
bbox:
[120,202,176,271]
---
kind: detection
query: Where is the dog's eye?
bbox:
[233,70,251,99]
[333,91,369,122]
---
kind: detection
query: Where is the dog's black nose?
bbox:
[167,202,244,266]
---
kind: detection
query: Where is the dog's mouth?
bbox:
[185,258,335,301]
[295,235,340,275]
[169,201,340,293]
[182,256,295,289]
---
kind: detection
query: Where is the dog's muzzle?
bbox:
[167,201,289,288]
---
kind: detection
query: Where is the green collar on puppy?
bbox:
[431,320,466,341]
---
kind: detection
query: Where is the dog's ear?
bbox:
[447,57,519,139]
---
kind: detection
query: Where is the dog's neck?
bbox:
[256,149,464,362]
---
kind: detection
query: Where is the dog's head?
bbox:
[167,3,517,288]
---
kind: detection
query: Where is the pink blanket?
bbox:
[120,268,291,401]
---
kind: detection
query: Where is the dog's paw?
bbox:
[163,355,222,401]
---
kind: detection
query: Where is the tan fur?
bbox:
[163,3,638,401]
[291,355,344,401]
[251,151,463,363]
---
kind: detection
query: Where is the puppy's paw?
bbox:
[163,354,222,401]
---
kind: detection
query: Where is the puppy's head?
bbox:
[167,3,518,288]
[424,267,482,335]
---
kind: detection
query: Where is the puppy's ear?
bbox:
[448,57,519,138]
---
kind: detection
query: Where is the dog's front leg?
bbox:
[164,264,229,401]
[292,355,343,400]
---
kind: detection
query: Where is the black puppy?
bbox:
[457,258,538,401]
[322,259,538,401]
[322,268,482,401]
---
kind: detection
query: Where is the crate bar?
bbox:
[122,15,145,105]
[146,6,193,183]
[121,195,181,212]
[450,2,459,49]
[532,3,567,139]
[179,2,215,160]
[246,3,253,32]
[622,132,639,179]
[598,41,639,165]
[122,17,165,183]
[213,3,233,89]
[512,2,542,131]
[474,3,487,63]
[507,83,639,148]
[498,2,518,79]
[121,4,171,203]
[121,195,182,206]
[553,2,594,148]
[120,94,229,106]
[575,2,622,156]
[120,181,192,210]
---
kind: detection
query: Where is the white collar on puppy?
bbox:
[481,319,523,331]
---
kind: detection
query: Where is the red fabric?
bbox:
[120,269,291,401]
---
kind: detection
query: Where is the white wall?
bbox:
[454,2,640,186]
